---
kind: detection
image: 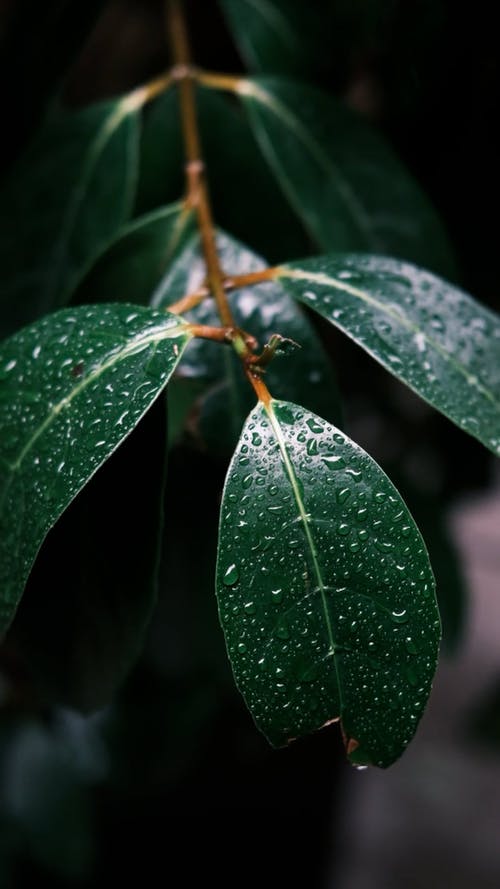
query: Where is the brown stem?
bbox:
[186,324,233,343]
[224,268,280,289]
[169,267,280,315]
[168,285,210,315]
[166,0,235,328]
[245,368,272,406]
[196,70,244,94]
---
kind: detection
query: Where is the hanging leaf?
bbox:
[74,203,196,306]
[216,399,440,767]
[152,230,342,453]
[218,0,320,76]
[136,86,309,261]
[277,254,500,456]
[0,95,140,337]
[0,304,192,633]
[235,76,457,276]
[9,395,168,712]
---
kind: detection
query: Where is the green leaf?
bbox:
[0,304,191,633]
[0,96,140,337]
[74,203,196,306]
[136,86,309,261]
[278,254,500,456]
[237,76,457,276]
[216,399,440,767]
[9,395,168,712]
[218,0,321,76]
[153,230,342,453]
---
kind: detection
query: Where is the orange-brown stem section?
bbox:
[168,285,210,315]
[224,268,279,289]
[166,0,235,329]
[245,368,272,406]
[186,324,233,343]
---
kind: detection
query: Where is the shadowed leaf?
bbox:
[0,95,140,337]
[236,76,457,276]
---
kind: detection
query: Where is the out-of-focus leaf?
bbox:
[279,254,500,456]
[0,304,191,633]
[235,76,457,276]
[218,0,332,76]
[74,203,196,305]
[136,86,309,261]
[152,230,342,453]
[216,399,440,767]
[0,95,140,337]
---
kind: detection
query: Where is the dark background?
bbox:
[0,2,499,887]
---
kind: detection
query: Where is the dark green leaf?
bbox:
[153,230,342,453]
[278,254,500,456]
[136,86,309,261]
[216,399,440,767]
[0,304,191,633]
[74,203,196,306]
[9,396,168,712]
[218,0,321,76]
[237,76,457,276]
[135,89,183,215]
[0,96,140,337]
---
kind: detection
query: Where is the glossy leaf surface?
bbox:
[10,396,168,711]
[0,96,139,336]
[152,231,341,452]
[0,304,191,632]
[74,204,195,306]
[238,77,457,276]
[278,255,500,455]
[217,400,439,767]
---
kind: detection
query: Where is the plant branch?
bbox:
[125,70,173,112]
[166,0,235,328]
[195,70,245,94]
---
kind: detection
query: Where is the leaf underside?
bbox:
[216,399,440,768]
[279,255,500,456]
[0,304,191,633]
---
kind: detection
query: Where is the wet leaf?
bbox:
[237,76,457,276]
[74,203,196,306]
[0,95,140,337]
[0,304,191,633]
[153,230,341,453]
[216,400,440,767]
[278,254,500,456]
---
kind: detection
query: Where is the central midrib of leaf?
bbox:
[279,266,500,413]
[265,399,343,708]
